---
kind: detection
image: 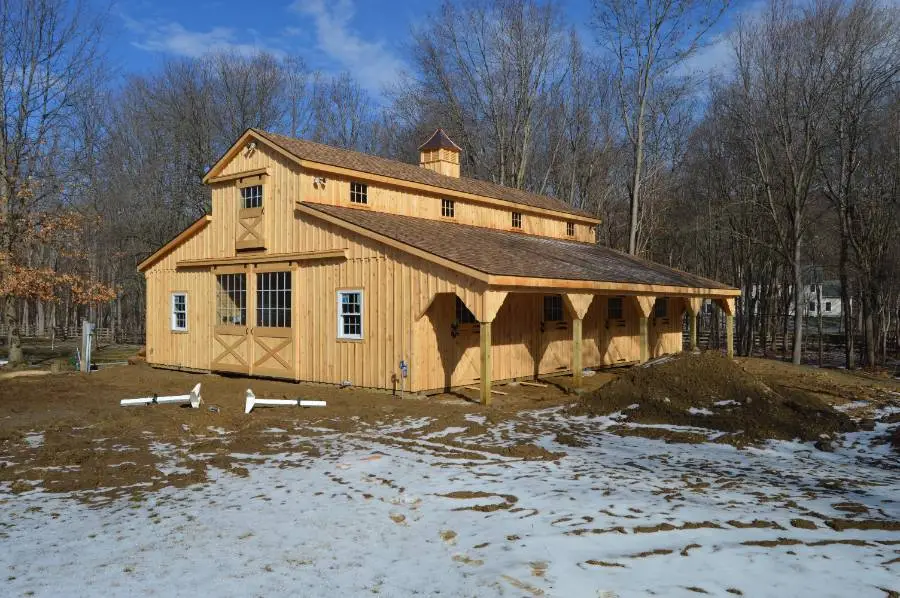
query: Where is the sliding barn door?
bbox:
[251,270,296,379]
[212,271,251,374]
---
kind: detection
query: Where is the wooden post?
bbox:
[726,314,734,358]
[476,290,507,406]
[572,317,583,387]
[715,297,736,359]
[685,297,703,351]
[690,313,698,350]
[631,296,655,364]
[563,293,594,388]
[480,321,492,406]
[639,316,649,363]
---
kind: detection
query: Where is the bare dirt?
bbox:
[0,363,581,503]
[2,351,898,504]
[570,352,894,445]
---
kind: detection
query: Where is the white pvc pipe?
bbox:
[244,389,326,414]
[121,383,202,409]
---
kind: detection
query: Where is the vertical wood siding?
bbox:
[145,141,684,391]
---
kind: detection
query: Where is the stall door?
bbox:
[212,271,251,374]
[251,270,296,379]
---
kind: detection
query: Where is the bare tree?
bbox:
[730,0,843,364]
[593,0,729,255]
[818,0,899,368]
[402,0,569,188]
[0,0,104,363]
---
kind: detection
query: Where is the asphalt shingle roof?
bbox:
[302,203,733,290]
[254,129,594,219]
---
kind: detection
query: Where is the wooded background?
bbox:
[1,0,897,368]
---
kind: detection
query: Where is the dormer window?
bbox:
[567,222,575,237]
[441,199,455,218]
[511,211,522,229]
[350,181,368,204]
[241,185,263,209]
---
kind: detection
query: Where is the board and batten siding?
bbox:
[211,138,595,245]
[145,224,215,370]
[144,138,687,392]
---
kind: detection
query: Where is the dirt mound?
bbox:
[573,352,855,444]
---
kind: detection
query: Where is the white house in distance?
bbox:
[805,281,844,318]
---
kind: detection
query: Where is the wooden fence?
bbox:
[0,325,145,346]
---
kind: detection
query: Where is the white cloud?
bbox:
[122,16,283,58]
[289,0,405,91]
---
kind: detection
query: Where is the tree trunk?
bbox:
[863,294,875,367]
[791,233,803,365]
[838,220,854,369]
[817,284,823,367]
[5,298,23,364]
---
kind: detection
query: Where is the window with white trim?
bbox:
[216,273,246,325]
[511,211,522,229]
[825,301,832,312]
[171,293,187,331]
[338,290,363,339]
[350,181,368,204]
[257,271,292,327]
[241,184,263,209]
[441,198,455,218]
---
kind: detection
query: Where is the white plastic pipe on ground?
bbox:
[120,383,202,408]
[244,389,326,414]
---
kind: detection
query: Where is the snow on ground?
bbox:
[1,409,899,598]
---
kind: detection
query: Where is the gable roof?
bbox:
[248,129,594,220]
[417,128,462,152]
[137,215,212,273]
[299,203,736,293]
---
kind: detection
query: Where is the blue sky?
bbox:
[102,0,756,91]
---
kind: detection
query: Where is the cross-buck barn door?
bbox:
[251,268,296,379]
[212,268,251,374]
[236,175,266,251]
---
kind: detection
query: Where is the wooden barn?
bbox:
[138,128,739,402]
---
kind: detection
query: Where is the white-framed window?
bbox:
[511,211,522,229]
[350,181,368,204]
[257,271,291,328]
[241,184,263,209]
[337,290,363,339]
[441,198,455,218]
[566,222,575,237]
[171,293,188,331]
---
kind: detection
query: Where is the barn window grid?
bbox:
[455,296,477,324]
[543,295,564,322]
[216,273,246,326]
[241,184,263,209]
[511,211,522,229]
[608,297,624,320]
[350,181,368,204]
[257,271,291,328]
[441,198,455,218]
[654,297,668,318]
[171,293,187,331]
[338,290,363,339]
[566,222,575,237]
